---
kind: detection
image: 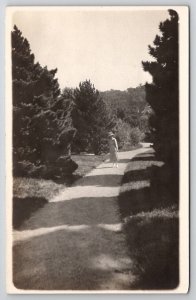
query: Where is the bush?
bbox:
[115,119,143,149]
[115,119,131,149]
[118,151,179,289]
[14,156,78,179]
[130,127,144,146]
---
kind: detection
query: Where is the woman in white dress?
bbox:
[108,132,118,167]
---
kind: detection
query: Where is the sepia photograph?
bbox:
[6,6,189,293]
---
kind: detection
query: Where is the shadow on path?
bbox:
[13,157,130,230]
[13,197,48,229]
[76,174,122,187]
[16,196,120,231]
[13,147,150,290]
[13,224,134,290]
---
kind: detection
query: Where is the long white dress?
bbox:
[109,137,118,162]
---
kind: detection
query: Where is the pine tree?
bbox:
[142,10,179,170]
[71,80,115,154]
[12,25,77,177]
[12,25,36,162]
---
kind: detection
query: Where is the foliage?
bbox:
[71,80,115,154]
[142,10,179,172]
[12,25,77,177]
[101,85,151,133]
[115,119,132,149]
[130,127,144,146]
[100,85,152,146]
[118,151,179,289]
[71,153,108,178]
[115,119,144,150]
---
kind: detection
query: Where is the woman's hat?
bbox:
[108,132,114,136]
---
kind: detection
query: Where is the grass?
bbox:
[71,143,142,179]
[13,177,67,200]
[118,143,143,152]
[13,146,148,290]
[71,153,108,178]
[118,150,179,290]
[12,145,140,230]
[13,153,108,230]
[13,178,66,229]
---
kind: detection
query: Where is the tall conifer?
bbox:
[12,25,77,177]
[72,80,115,154]
[142,10,179,171]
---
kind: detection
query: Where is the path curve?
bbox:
[13,144,150,291]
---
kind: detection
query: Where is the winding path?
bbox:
[13,145,150,291]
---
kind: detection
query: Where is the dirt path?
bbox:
[13,145,150,291]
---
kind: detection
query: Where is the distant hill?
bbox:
[100,85,150,129]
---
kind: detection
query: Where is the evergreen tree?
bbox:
[12,25,77,177]
[142,10,179,171]
[72,80,115,154]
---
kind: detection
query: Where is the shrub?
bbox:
[115,119,143,149]
[14,157,78,179]
[130,127,144,146]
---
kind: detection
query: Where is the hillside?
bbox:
[100,85,151,130]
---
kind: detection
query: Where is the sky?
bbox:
[12,8,169,91]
